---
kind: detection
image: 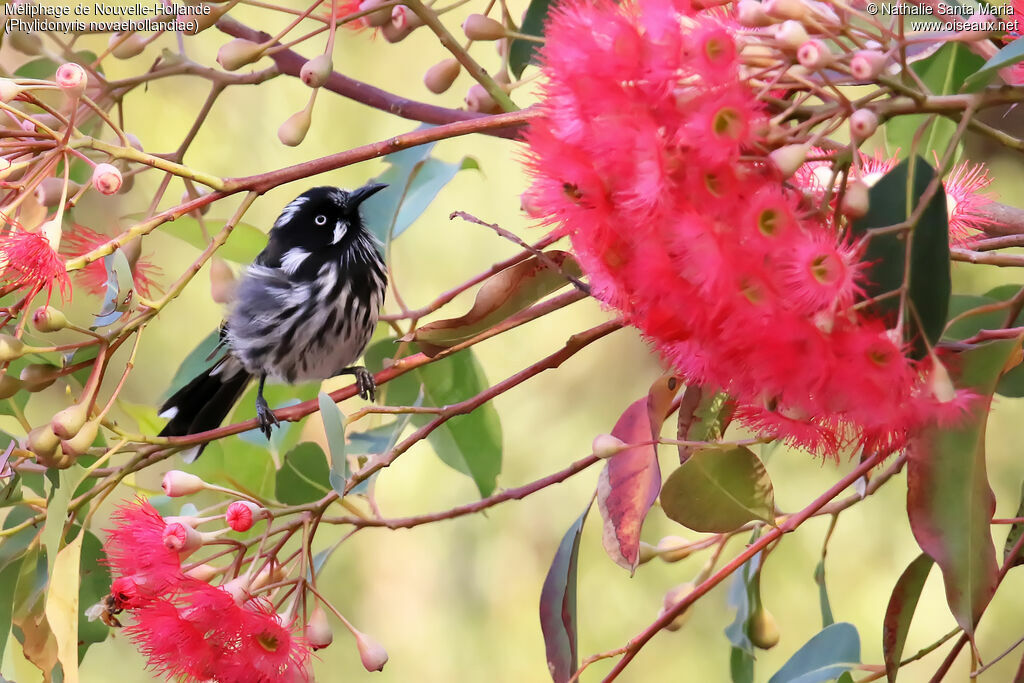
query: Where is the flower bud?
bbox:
[390,5,422,31]
[424,58,461,94]
[163,521,203,553]
[354,629,389,672]
[0,335,26,362]
[225,500,264,531]
[736,0,772,26]
[31,305,67,333]
[210,257,237,304]
[60,419,99,456]
[656,535,692,562]
[109,32,148,59]
[91,162,123,195]
[637,541,658,565]
[850,49,887,80]
[462,14,505,41]
[9,30,43,56]
[55,63,88,98]
[358,0,392,27]
[928,355,956,403]
[841,179,870,218]
[51,402,90,440]
[184,563,222,582]
[0,373,23,400]
[0,78,23,103]
[27,424,60,460]
[848,108,878,141]
[305,606,334,650]
[796,39,831,69]
[774,20,809,49]
[768,143,809,179]
[35,177,80,207]
[278,108,312,147]
[592,433,627,459]
[162,470,207,497]
[465,84,501,113]
[300,54,333,88]
[764,0,807,20]
[660,582,694,632]
[20,364,59,392]
[216,38,264,71]
[184,4,226,34]
[749,607,781,649]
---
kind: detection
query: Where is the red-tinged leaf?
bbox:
[1003,481,1024,568]
[907,337,1021,636]
[882,553,934,682]
[404,252,582,357]
[539,502,591,683]
[597,376,680,573]
[661,446,775,533]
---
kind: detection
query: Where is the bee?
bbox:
[85,593,124,629]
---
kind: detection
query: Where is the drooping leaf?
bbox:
[814,558,834,628]
[12,546,59,680]
[885,44,984,157]
[510,0,552,78]
[76,531,110,656]
[319,392,350,497]
[405,252,582,356]
[963,37,1024,90]
[159,217,267,264]
[597,375,679,573]
[45,529,83,683]
[661,446,775,533]
[882,553,934,682]
[41,468,75,577]
[725,542,763,682]
[539,502,590,683]
[1003,481,1024,568]
[92,249,134,327]
[275,442,331,505]
[907,338,1019,635]
[768,622,861,683]
[361,130,479,243]
[849,156,951,357]
[162,330,222,401]
[188,437,276,500]
[0,552,23,663]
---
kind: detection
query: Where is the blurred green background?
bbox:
[2,1,1024,681]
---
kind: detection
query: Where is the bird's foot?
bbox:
[255,395,280,439]
[351,366,376,402]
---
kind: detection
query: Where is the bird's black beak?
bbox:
[350,183,388,206]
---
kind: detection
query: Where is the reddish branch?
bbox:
[216,16,522,137]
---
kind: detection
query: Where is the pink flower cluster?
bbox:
[523,0,969,454]
[104,500,310,683]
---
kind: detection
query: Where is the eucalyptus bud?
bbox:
[424,59,461,94]
[60,419,99,457]
[774,20,809,49]
[0,335,26,362]
[184,563,222,582]
[27,424,60,460]
[850,49,887,80]
[358,0,392,27]
[210,257,237,304]
[841,180,869,219]
[796,39,831,69]
[637,541,658,565]
[660,582,695,632]
[0,79,23,103]
[278,108,312,147]
[928,355,956,403]
[216,38,264,71]
[51,402,90,440]
[91,163,123,195]
[55,63,88,98]
[305,606,334,650]
[749,607,781,649]
[225,500,265,531]
[163,521,203,553]
[31,305,67,333]
[9,30,43,56]
[35,178,80,207]
[465,84,500,113]
[354,629,389,672]
[109,32,148,59]
[462,14,505,41]
[736,0,772,26]
[592,433,627,459]
[381,15,412,42]
[656,535,692,562]
[300,54,333,88]
[768,144,809,179]
[184,4,226,34]
[162,470,207,497]
[764,0,807,20]
[20,364,59,392]
[848,108,878,141]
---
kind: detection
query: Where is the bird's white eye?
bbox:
[314,215,327,226]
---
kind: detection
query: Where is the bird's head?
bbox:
[272,183,387,250]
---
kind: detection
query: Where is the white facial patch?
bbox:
[333,220,347,245]
[280,248,310,274]
[329,189,346,206]
[274,196,309,228]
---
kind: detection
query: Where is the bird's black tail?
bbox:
[158,358,251,459]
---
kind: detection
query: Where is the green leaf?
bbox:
[162,331,221,401]
[768,622,860,683]
[849,156,950,357]
[41,468,75,577]
[907,338,1017,635]
[405,252,582,356]
[159,217,267,264]
[725,546,762,655]
[963,37,1024,91]
[275,442,331,504]
[0,552,23,663]
[318,392,350,496]
[510,0,551,78]
[661,446,775,533]
[730,645,755,683]
[884,44,985,157]
[361,131,478,243]
[92,249,135,327]
[882,553,934,682]
[188,437,275,500]
[814,559,834,628]
[233,380,319,457]
[76,531,111,656]
[1003,480,1024,568]
[539,501,590,683]
[14,52,99,80]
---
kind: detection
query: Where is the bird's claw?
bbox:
[353,367,376,402]
[255,395,280,439]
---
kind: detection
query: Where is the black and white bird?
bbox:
[158,183,388,456]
